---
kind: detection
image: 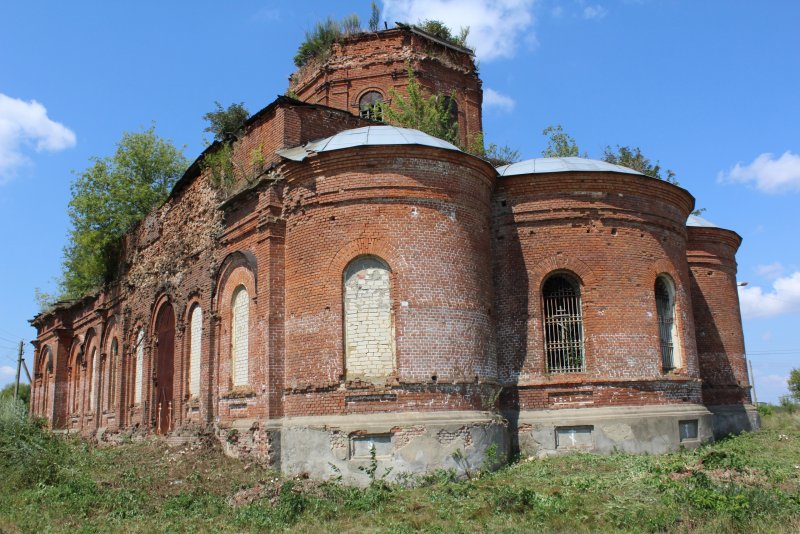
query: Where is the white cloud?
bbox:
[483,88,516,111]
[718,151,800,194]
[582,4,607,19]
[755,262,784,281]
[0,365,15,379]
[739,271,800,319]
[382,0,537,61]
[0,93,76,183]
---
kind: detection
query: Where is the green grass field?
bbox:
[1,400,798,533]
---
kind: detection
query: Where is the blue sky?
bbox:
[1,1,798,403]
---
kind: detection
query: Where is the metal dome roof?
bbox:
[686,215,718,228]
[496,157,644,177]
[277,125,462,161]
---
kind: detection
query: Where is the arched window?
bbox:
[134,329,144,404]
[188,306,202,397]
[343,256,395,379]
[231,287,249,387]
[88,347,97,411]
[359,91,383,121]
[70,345,81,414]
[108,338,118,410]
[542,274,585,373]
[656,275,681,370]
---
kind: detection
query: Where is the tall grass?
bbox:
[0,396,72,488]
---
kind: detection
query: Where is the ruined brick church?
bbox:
[29,26,757,482]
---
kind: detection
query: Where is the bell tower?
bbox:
[288,24,483,147]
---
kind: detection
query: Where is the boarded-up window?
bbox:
[344,256,394,379]
[231,287,249,387]
[134,329,144,404]
[189,306,202,397]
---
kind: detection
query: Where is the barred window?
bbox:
[231,286,249,387]
[359,91,383,121]
[542,274,585,373]
[655,276,680,370]
[188,306,202,397]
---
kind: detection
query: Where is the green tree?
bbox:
[203,101,249,142]
[541,124,583,158]
[380,68,459,145]
[369,1,380,31]
[603,145,677,184]
[0,383,30,408]
[789,368,800,402]
[61,126,187,299]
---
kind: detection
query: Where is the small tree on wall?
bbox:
[379,68,459,146]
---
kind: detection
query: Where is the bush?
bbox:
[0,396,72,488]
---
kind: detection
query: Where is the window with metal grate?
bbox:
[655,276,677,370]
[542,274,585,373]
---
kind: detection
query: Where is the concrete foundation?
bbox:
[508,404,714,457]
[217,411,509,485]
[708,404,760,439]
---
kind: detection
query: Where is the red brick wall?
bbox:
[493,172,703,410]
[289,29,482,147]
[280,145,497,416]
[687,227,751,405]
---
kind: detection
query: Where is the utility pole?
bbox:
[747,358,758,406]
[14,340,23,400]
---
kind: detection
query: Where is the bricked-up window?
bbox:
[359,91,383,121]
[656,275,681,370]
[70,346,80,413]
[231,287,249,387]
[107,338,118,410]
[89,347,97,411]
[343,256,395,379]
[542,274,585,373]
[188,306,202,397]
[134,329,144,405]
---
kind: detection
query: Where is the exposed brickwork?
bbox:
[290,28,482,147]
[29,27,750,462]
[687,227,752,405]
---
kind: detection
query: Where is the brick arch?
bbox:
[646,258,683,289]
[327,237,401,293]
[102,320,120,413]
[529,255,596,297]
[184,296,204,399]
[355,87,385,107]
[37,344,53,374]
[149,293,174,337]
[213,250,258,310]
[216,260,256,391]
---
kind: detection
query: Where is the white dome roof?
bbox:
[687,215,718,228]
[496,157,644,177]
[277,125,462,161]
